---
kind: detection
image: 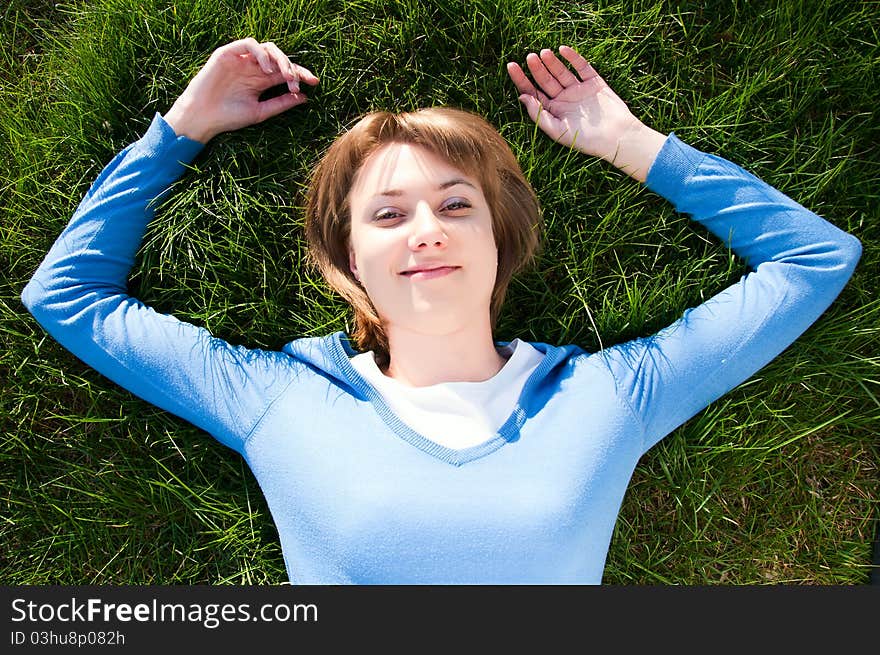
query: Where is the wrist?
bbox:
[163,100,215,144]
[604,121,667,183]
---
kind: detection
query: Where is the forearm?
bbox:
[646,134,862,273]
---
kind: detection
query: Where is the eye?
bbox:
[442,198,472,212]
[373,209,402,222]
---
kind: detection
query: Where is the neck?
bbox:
[381,318,508,387]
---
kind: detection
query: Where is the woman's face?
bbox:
[347,142,498,335]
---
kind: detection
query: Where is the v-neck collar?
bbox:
[326,332,566,466]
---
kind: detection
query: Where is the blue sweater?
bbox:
[21,113,861,584]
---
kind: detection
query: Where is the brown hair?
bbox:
[304,106,542,369]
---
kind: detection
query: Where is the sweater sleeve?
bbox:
[601,133,862,454]
[20,113,296,453]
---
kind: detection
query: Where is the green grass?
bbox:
[2,0,877,585]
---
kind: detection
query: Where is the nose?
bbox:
[407,201,448,250]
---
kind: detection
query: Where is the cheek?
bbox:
[477,221,499,266]
[350,232,397,281]
[485,228,501,288]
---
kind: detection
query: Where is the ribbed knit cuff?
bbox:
[644,132,708,204]
[133,112,205,167]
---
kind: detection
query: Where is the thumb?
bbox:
[519,94,562,141]
[519,94,540,121]
[257,90,309,121]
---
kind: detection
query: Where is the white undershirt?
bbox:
[349,339,545,449]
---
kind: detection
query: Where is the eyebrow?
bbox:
[375,178,477,198]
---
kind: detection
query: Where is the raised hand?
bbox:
[164,38,319,143]
[507,46,665,181]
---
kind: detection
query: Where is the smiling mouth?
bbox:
[401,266,460,279]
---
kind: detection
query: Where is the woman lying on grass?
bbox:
[21,38,861,584]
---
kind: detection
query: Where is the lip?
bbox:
[400,266,460,280]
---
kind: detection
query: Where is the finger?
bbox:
[506,61,535,94]
[240,37,275,74]
[262,41,301,92]
[260,45,319,94]
[518,94,564,141]
[559,45,600,83]
[263,41,294,79]
[539,48,579,87]
[215,38,257,58]
[284,63,319,94]
[258,89,309,121]
[292,63,319,86]
[525,51,564,98]
[518,94,542,124]
[506,61,552,106]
